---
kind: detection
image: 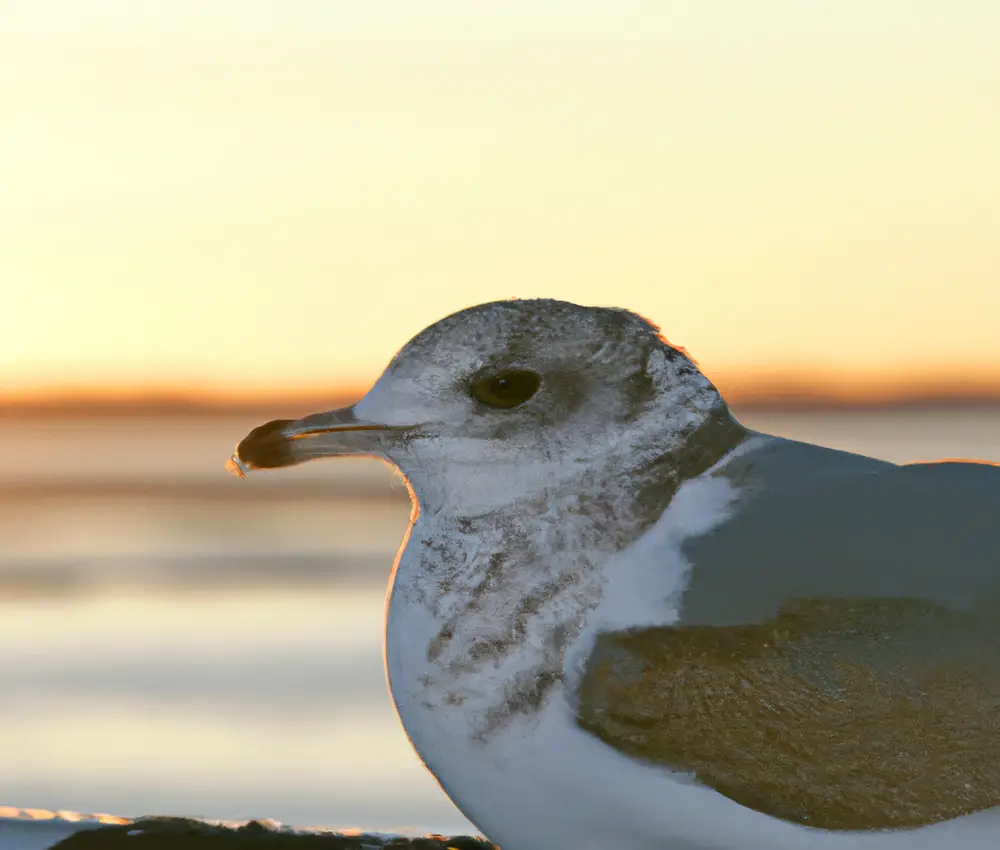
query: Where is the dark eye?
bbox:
[470,369,541,409]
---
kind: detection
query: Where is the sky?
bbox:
[1,1,998,398]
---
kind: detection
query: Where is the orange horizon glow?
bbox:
[5,367,1000,412]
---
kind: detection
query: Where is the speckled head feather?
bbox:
[386,298,696,399]
[341,299,732,513]
[234,298,739,516]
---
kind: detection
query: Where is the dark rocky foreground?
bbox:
[52,817,497,850]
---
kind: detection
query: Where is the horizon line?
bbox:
[4,374,1000,417]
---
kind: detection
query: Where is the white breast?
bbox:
[381,450,737,834]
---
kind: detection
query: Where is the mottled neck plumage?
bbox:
[390,402,748,739]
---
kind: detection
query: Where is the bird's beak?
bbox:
[225,405,392,477]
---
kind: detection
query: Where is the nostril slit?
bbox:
[244,419,294,442]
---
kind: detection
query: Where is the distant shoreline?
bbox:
[3,391,1000,419]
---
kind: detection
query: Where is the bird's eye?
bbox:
[470,369,542,409]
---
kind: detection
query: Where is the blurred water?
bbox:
[1,409,998,832]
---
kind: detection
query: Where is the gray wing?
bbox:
[576,440,1000,831]
[680,437,1000,626]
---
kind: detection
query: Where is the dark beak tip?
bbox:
[234,418,297,471]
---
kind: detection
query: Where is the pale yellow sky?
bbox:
[1,1,998,396]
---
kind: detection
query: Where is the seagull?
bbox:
[228,299,1000,850]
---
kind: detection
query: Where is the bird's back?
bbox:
[679,436,1000,627]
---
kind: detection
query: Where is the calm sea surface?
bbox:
[1,409,998,832]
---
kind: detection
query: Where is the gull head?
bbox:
[228,299,732,515]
